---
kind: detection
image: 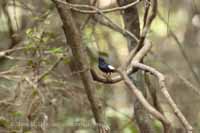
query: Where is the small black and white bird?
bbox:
[98,57,116,75]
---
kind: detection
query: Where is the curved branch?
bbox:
[132,62,193,133]
[91,40,152,84]
[118,70,171,130]
[123,0,157,69]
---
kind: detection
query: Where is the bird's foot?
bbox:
[105,73,112,80]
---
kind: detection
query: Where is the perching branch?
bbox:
[91,40,152,84]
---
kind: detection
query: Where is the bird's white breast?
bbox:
[108,65,115,70]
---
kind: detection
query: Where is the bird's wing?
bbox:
[108,65,115,70]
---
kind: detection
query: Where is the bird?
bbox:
[98,57,116,77]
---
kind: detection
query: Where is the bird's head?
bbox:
[98,57,105,64]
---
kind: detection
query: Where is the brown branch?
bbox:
[116,34,192,132]
[56,0,139,42]
[2,0,18,49]
[51,0,193,133]
[144,72,168,132]
[118,70,171,130]
[123,0,157,69]
[144,72,164,114]
[122,31,172,132]
[143,0,151,27]
[93,15,139,43]
[24,76,45,103]
[150,51,200,97]
[80,0,98,30]
[132,62,193,133]
[91,2,183,131]
[91,40,152,84]
[52,0,109,132]
[0,46,27,58]
[89,1,153,84]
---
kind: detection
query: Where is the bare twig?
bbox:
[158,12,200,86]
[0,46,28,58]
[80,0,98,30]
[55,0,141,14]
[37,55,63,82]
[93,15,139,42]
[24,77,45,103]
[150,51,200,97]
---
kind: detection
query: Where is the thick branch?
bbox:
[52,0,108,132]
[123,0,157,69]
[2,0,18,49]
[132,62,193,133]
[118,70,171,131]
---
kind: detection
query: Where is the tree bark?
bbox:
[117,0,156,132]
[52,0,108,132]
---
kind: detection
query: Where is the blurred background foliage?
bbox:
[0,0,200,133]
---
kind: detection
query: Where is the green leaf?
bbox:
[32,90,38,97]
[11,111,23,117]
[0,117,10,128]
[63,57,71,64]
[48,47,63,54]
[26,28,33,35]
[98,51,109,57]
[153,119,163,133]
[27,60,34,66]
[25,42,36,50]
[24,131,32,133]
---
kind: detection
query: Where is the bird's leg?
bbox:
[103,73,108,79]
[103,73,109,80]
[103,73,112,80]
[106,73,109,80]
[107,72,112,80]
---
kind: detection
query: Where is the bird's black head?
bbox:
[98,57,105,64]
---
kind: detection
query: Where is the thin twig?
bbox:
[37,56,63,82]
[55,0,141,14]
[150,51,200,97]
[158,12,200,86]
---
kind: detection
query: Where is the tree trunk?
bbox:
[52,0,108,132]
